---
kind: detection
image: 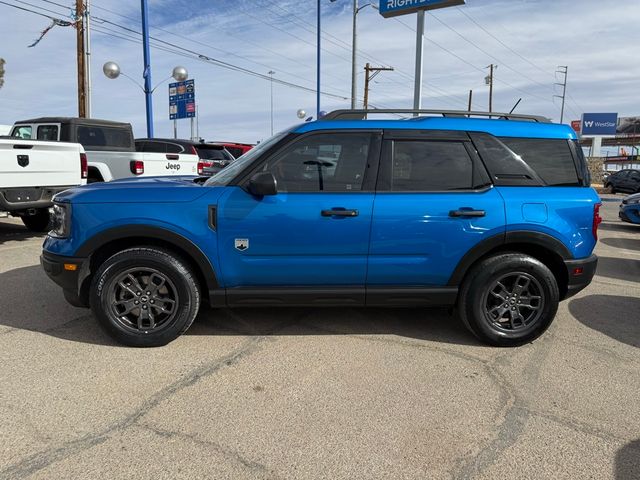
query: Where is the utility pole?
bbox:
[363,63,394,110]
[75,0,86,118]
[555,65,568,124]
[485,64,496,113]
[351,0,357,109]
[84,0,91,117]
[413,10,425,114]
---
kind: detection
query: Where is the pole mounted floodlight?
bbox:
[103,61,121,80]
[172,66,188,82]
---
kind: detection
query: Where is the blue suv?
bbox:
[41,109,601,347]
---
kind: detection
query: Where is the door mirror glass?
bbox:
[248,172,278,196]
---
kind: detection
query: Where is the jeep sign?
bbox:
[581,113,618,135]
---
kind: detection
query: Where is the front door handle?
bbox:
[321,209,359,217]
[449,209,486,218]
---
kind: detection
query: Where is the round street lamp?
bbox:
[102,61,121,80]
[297,109,307,120]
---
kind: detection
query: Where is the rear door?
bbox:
[216,130,381,291]
[367,130,505,287]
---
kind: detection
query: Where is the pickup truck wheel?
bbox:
[21,208,51,232]
[90,247,200,347]
[458,253,559,347]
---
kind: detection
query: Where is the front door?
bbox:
[368,130,506,287]
[217,131,381,292]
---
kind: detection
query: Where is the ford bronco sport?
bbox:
[41,109,600,347]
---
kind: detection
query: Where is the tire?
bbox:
[457,253,559,347]
[89,247,201,347]
[605,183,615,194]
[21,208,51,232]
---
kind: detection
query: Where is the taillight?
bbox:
[130,160,144,175]
[197,161,205,175]
[592,203,602,240]
[80,153,88,179]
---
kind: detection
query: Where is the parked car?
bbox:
[619,193,640,225]
[0,137,86,231]
[41,109,600,348]
[11,118,199,182]
[213,141,254,159]
[135,138,235,176]
[603,169,640,194]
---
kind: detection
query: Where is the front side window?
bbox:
[262,133,372,192]
[391,140,475,191]
[12,125,32,139]
[37,125,59,141]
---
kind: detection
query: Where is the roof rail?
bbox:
[321,109,551,123]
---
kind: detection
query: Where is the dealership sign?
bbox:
[379,0,465,18]
[581,113,618,135]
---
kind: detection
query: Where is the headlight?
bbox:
[626,197,640,205]
[49,203,71,238]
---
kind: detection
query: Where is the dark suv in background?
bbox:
[135,138,235,175]
[604,169,640,194]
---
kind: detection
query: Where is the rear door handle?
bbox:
[449,209,486,218]
[321,209,359,217]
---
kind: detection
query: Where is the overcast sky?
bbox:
[0,0,638,143]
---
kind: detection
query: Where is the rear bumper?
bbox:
[40,251,89,307]
[564,254,598,299]
[0,186,76,212]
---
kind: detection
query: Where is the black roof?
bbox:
[14,117,132,128]
[135,138,225,149]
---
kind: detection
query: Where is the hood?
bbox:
[54,176,210,204]
[623,192,640,204]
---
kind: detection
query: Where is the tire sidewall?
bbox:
[462,255,559,346]
[90,249,199,347]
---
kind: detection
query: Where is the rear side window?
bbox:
[77,126,133,150]
[391,141,475,191]
[499,138,580,186]
[166,143,183,154]
[226,147,242,158]
[196,147,229,161]
[37,125,58,141]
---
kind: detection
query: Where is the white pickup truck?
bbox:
[10,117,199,183]
[0,137,86,231]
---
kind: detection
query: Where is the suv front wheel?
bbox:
[89,247,201,347]
[458,253,559,347]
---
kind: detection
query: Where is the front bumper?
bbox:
[619,204,640,225]
[40,251,89,307]
[564,254,598,299]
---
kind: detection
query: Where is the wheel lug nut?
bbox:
[142,306,148,310]
[134,301,139,305]
[136,292,141,296]
[146,291,151,295]
[150,300,155,304]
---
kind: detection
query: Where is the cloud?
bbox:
[0,0,638,142]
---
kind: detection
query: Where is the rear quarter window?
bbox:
[76,126,133,151]
[499,137,580,186]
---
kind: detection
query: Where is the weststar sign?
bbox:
[581,113,618,135]
[379,0,465,18]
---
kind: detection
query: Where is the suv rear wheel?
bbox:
[89,247,200,347]
[458,253,559,347]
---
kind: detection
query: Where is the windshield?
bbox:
[205,130,290,186]
[196,146,233,161]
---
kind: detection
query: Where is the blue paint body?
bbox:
[43,116,600,291]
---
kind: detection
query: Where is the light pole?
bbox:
[317,0,338,118]
[351,2,376,109]
[140,0,154,137]
[103,62,188,137]
[268,70,275,136]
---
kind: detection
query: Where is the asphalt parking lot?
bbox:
[0,194,638,480]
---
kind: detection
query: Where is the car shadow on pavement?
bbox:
[595,257,640,283]
[600,237,640,251]
[569,295,640,348]
[0,221,45,245]
[615,439,640,480]
[0,265,482,347]
[598,222,640,234]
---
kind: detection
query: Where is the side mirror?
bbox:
[247,172,278,196]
